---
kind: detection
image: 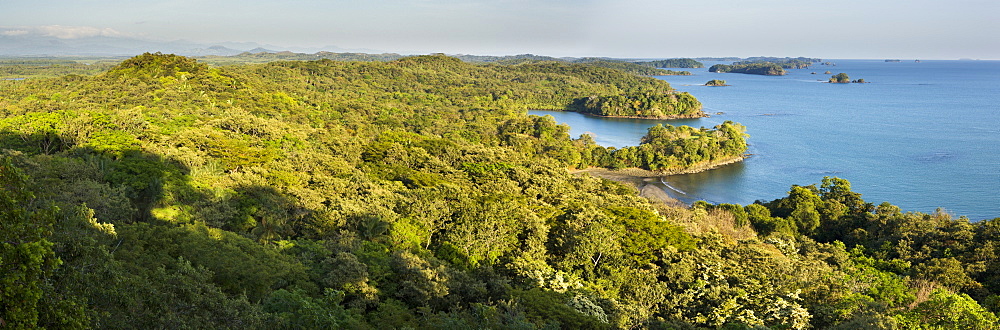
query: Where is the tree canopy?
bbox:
[709,62,787,75]
[0,53,994,329]
[636,58,705,69]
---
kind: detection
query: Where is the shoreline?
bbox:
[527,109,708,120]
[571,155,746,178]
[570,155,746,206]
[576,111,708,120]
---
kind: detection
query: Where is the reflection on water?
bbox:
[660,160,749,205]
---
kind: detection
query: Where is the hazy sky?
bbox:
[2,0,998,59]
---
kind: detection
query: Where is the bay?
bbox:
[531,59,1000,220]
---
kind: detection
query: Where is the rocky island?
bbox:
[829,73,867,83]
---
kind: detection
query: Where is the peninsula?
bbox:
[574,91,705,119]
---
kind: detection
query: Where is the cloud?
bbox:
[36,25,124,39]
[0,25,126,39]
[1,30,29,36]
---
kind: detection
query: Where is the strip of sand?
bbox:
[569,156,746,207]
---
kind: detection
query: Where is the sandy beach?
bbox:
[570,156,745,207]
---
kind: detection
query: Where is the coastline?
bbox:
[572,167,688,207]
[576,111,708,120]
[570,155,746,206]
[527,109,707,120]
[572,155,745,178]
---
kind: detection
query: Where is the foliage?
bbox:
[584,121,748,172]
[637,58,705,68]
[0,58,121,79]
[0,158,84,327]
[576,90,703,119]
[0,53,993,329]
[830,73,851,83]
[195,51,405,66]
[710,62,786,75]
[574,59,692,76]
[737,57,819,69]
[706,79,727,86]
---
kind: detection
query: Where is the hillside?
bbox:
[1,53,998,329]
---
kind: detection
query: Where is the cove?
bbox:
[531,59,1000,221]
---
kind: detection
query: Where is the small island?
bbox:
[829,73,867,83]
[709,62,785,76]
[705,79,728,86]
[637,58,705,68]
[738,57,818,69]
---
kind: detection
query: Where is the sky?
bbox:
[1,0,998,59]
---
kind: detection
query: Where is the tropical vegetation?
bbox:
[1,53,996,329]
[709,62,786,76]
[637,58,704,69]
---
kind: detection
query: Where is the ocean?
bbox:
[530,59,1000,221]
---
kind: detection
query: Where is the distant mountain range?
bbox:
[0,34,378,57]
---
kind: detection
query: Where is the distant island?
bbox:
[705,79,728,86]
[885,59,902,62]
[709,62,785,76]
[636,58,705,69]
[706,57,819,76]
[573,59,693,76]
[737,57,818,69]
[694,56,742,61]
[829,73,867,83]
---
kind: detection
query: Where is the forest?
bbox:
[737,57,820,69]
[635,59,705,69]
[709,62,787,76]
[2,53,998,329]
[0,59,122,79]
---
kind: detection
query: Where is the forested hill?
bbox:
[636,58,705,69]
[709,62,787,76]
[2,53,997,329]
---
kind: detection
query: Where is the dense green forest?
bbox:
[2,53,998,329]
[575,91,703,119]
[570,59,692,76]
[709,62,787,76]
[738,57,820,69]
[636,59,705,69]
[0,59,123,79]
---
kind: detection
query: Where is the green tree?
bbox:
[0,158,87,327]
[830,73,851,83]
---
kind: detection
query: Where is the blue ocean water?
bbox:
[531,59,1000,220]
